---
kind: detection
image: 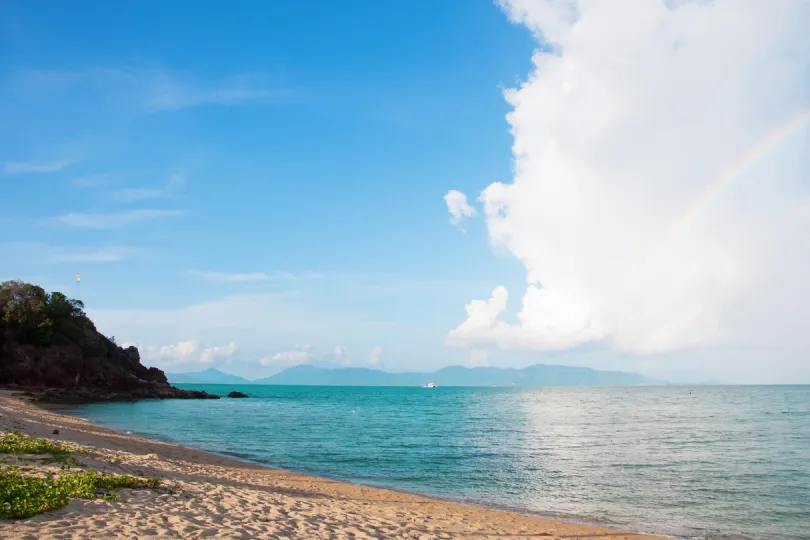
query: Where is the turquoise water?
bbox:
[55,385,809,540]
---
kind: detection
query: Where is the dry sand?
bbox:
[0,391,667,539]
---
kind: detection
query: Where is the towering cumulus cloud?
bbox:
[450,0,810,365]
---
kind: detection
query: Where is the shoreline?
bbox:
[167,444,668,538]
[101,429,659,539]
[1,391,671,539]
[43,406,671,539]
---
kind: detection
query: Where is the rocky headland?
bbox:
[0,280,219,402]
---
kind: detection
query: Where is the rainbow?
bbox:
[644,107,810,264]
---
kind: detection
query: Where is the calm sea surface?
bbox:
[54,385,809,540]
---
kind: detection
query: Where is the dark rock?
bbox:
[124,346,140,363]
[227,391,248,398]
[24,386,220,404]
[52,429,59,435]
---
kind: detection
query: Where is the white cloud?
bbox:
[451,0,810,366]
[444,189,477,230]
[368,346,382,366]
[2,160,72,174]
[448,285,605,350]
[200,342,238,364]
[136,339,237,366]
[56,209,184,228]
[147,340,199,362]
[259,345,312,366]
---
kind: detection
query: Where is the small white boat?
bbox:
[424,382,437,388]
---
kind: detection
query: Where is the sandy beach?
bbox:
[0,391,667,540]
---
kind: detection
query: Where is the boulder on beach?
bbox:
[227,391,248,398]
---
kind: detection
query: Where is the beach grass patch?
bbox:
[0,467,160,519]
[0,431,73,458]
[0,431,91,466]
[106,453,127,465]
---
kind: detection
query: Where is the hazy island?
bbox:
[168,363,663,387]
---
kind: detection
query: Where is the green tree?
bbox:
[0,280,47,327]
[44,292,86,320]
[0,281,88,345]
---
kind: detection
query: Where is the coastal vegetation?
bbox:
[0,430,159,519]
[0,280,91,348]
[0,430,87,465]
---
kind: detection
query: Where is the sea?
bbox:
[52,385,810,540]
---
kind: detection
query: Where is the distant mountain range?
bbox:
[167,364,664,387]
[165,368,253,385]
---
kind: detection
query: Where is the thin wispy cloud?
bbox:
[187,269,319,283]
[185,269,489,293]
[111,188,172,202]
[167,173,186,188]
[56,209,185,228]
[144,73,284,111]
[0,242,134,263]
[2,159,73,175]
[50,250,128,263]
[257,344,383,370]
[110,172,186,202]
[71,173,122,189]
[9,68,292,113]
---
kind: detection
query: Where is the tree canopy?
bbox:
[0,280,89,345]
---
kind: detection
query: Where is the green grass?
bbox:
[0,432,160,519]
[0,467,160,519]
[0,431,89,466]
[0,431,90,465]
[0,431,74,458]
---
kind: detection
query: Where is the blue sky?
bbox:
[3,1,809,384]
[0,0,542,377]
